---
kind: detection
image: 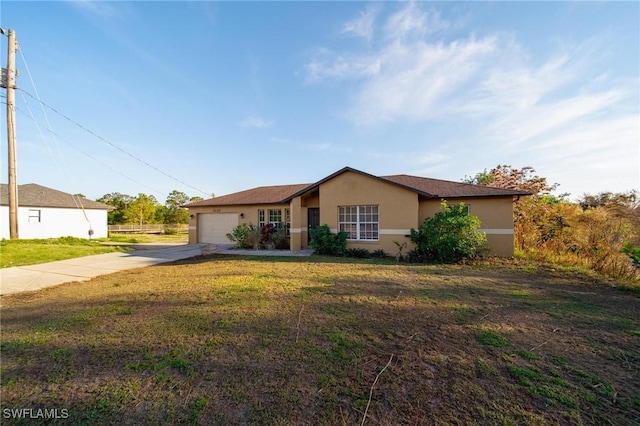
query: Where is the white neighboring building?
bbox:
[0,184,110,239]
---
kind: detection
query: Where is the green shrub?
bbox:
[372,249,388,259]
[345,248,371,258]
[409,202,488,262]
[622,243,640,268]
[310,225,347,256]
[226,223,259,249]
[269,225,290,250]
[227,223,289,250]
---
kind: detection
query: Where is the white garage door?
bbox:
[198,213,238,244]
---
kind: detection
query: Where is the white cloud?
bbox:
[349,36,498,124]
[270,137,352,153]
[302,2,638,194]
[530,115,639,197]
[383,2,449,41]
[305,48,381,82]
[341,4,379,40]
[239,116,273,129]
[67,0,128,20]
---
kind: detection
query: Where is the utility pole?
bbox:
[3,28,18,239]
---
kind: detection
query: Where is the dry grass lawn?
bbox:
[1,255,639,425]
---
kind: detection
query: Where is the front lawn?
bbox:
[0,237,130,268]
[1,256,638,425]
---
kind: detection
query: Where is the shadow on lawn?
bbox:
[2,255,639,425]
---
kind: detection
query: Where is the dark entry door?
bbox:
[307,208,320,246]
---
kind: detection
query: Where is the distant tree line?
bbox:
[97,190,204,226]
[465,165,640,281]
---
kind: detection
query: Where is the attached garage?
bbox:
[197,213,238,244]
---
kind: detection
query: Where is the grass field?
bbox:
[105,233,188,244]
[0,237,130,268]
[1,255,639,425]
[0,234,188,268]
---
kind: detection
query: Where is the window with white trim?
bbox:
[338,205,378,241]
[258,209,265,228]
[284,208,291,235]
[268,209,282,227]
[28,209,41,223]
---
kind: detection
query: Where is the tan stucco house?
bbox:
[185,167,530,257]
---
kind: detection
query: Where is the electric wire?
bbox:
[18,88,210,197]
[10,102,167,197]
[3,100,169,196]
[18,85,68,187]
[18,42,91,223]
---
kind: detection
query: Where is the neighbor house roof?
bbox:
[0,184,111,210]
[186,167,530,207]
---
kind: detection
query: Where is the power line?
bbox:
[17,88,211,197]
[16,47,81,207]
[10,102,167,197]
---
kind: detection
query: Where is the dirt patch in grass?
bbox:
[1,256,638,425]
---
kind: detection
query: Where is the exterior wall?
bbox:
[187,176,517,257]
[316,171,417,255]
[0,206,108,239]
[187,203,290,244]
[418,197,516,257]
[296,192,320,249]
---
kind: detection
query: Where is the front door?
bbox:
[307,208,320,246]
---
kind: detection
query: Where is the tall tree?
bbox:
[464,165,559,196]
[467,166,639,281]
[124,194,159,226]
[465,165,564,251]
[164,190,190,224]
[97,192,134,225]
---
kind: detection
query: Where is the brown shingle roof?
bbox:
[381,174,531,198]
[0,184,111,210]
[186,167,531,207]
[186,183,311,207]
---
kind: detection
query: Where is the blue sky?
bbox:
[0,1,638,202]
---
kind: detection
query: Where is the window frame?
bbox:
[284,208,291,236]
[28,209,41,223]
[268,209,282,228]
[258,209,265,228]
[338,205,379,241]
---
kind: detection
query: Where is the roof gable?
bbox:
[284,166,435,201]
[0,184,111,210]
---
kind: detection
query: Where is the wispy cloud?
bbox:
[341,4,380,40]
[349,36,498,124]
[239,115,274,129]
[305,48,381,83]
[270,137,352,153]
[67,0,129,20]
[383,2,449,41]
[302,1,638,195]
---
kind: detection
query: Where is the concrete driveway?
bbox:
[0,244,206,295]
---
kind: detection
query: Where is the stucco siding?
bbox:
[0,206,108,239]
[187,204,289,244]
[186,168,522,257]
[317,171,417,254]
[418,197,516,256]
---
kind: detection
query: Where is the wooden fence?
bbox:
[108,224,189,234]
